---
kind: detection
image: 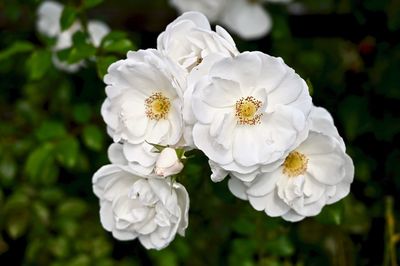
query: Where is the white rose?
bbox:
[191,51,312,181]
[101,49,187,170]
[92,164,189,250]
[228,106,354,222]
[155,148,184,177]
[157,11,238,72]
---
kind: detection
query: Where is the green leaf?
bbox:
[60,5,77,31]
[103,38,135,54]
[101,31,136,54]
[6,209,30,239]
[4,193,30,239]
[315,201,344,225]
[82,125,104,151]
[0,41,34,61]
[72,104,92,124]
[35,121,67,141]
[264,235,294,257]
[68,44,96,64]
[57,199,87,218]
[26,49,52,80]
[82,0,104,9]
[56,136,79,168]
[25,143,59,185]
[96,55,117,79]
[0,156,17,187]
[306,78,314,96]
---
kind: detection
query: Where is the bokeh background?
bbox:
[1,0,400,265]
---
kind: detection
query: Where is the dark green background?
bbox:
[0,0,399,265]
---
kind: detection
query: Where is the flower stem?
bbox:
[384,196,398,266]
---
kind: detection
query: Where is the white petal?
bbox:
[282,210,305,222]
[192,123,233,165]
[209,160,228,182]
[246,170,281,197]
[99,200,114,231]
[107,143,127,165]
[87,20,110,47]
[220,0,272,39]
[263,190,290,217]
[228,177,248,200]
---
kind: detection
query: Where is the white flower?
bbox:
[157,11,238,72]
[36,1,110,72]
[228,106,354,222]
[37,1,63,37]
[93,164,189,250]
[155,148,184,177]
[101,49,187,170]
[191,51,312,181]
[169,0,292,40]
[170,0,226,22]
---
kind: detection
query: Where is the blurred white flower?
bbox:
[92,164,189,250]
[228,106,354,222]
[36,1,110,72]
[155,148,184,178]
[191,51,312,181]
[170,0,292,40]
[37,0,63,37]
[158,11,238,72]
[101,49,187,171]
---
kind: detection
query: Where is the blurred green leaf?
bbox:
[49,237,70,258]
[33,201,50,225]
[56,136,79,168]
[60,5,78,31]
[96,55,117,79]
[82,0,104,9]
[57,199,88,218]
[25,143,58,185]
[0,41,34,61]
[82,125,104,151]
[26,50,52,80]
[0,156,17,187]
[35,121,67,142]
[315,201,344,225]
[338,95,371,140]
[67,32,96,63]
[72,104,92,124]
[101,31,136,54]
[4,193,30,239]
[103,39,135,54]
[265,235,294,257]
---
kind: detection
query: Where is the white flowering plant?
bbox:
[91,11,354,250]
[7,0,398,264]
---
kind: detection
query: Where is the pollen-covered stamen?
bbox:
[145,92,171,120]
[282,151,308,177]
[235,96,263,125]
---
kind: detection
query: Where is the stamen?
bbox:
[235,96,263,125]
[145,92,171,120]
[282,151,308,177]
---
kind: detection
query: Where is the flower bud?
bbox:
[155,148,184,177]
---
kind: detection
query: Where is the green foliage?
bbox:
[0,0,399,266]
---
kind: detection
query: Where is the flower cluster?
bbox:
[170,0,292,40]
[93,12,354,249]
[36,1,110,72]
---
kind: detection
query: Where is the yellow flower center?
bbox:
[235,96,263,125]
[145,92,171,120]
[282,151,308,177]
